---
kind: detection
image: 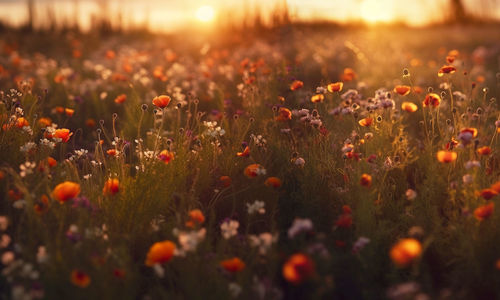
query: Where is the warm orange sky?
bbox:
[0,0,499,31]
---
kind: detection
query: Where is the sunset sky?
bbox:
[0,0,499,31]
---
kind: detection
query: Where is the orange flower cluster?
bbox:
[186,209,205,228]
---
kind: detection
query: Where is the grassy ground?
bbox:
[0,24,499,299]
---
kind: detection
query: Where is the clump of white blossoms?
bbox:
[288,218,313,239]
[220,219,239,239]
[247,200,265,215]
[203,121,225,138]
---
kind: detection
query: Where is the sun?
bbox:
[360,0,393,24]
[196,5,216,23]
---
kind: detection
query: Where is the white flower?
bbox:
[19,161,36,178]
[153,263,165,278]
[20,142,36,153]
[247,200,265,215]
[293,157,305,167]
[352,236,370,254]
[0,216,8,231]
[37,246,48,264]
[248,233,277,255]
[220,219,239,239]
[288,218,313,239]
[465,160,480,169]
[462,174,473,185]
[177,228,206,254]
[228,283,242,298]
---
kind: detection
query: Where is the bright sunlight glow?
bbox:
[196,5,216,22]
[360,0,394,24]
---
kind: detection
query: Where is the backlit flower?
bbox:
[264,177,282,188]
[282,253,315,284]
[438,65,456,77]
[158,150,174,164]
[186,209,205,228]
[394,85,411,96]
[220,176,231,187]
[290,80,304,91]
[477,146,491,156]
[422,93,441,107]
[479,189,498,200]
[53,128,73,143]
[103,178,119,196]
[276,107,292,121]
[244,164,266,178]
[358,117,373,127]
[152,95,171,109]
[220,257,245,273]
[360,173,372,187]
[474,202,494,221]
[237,146,250,157]
[327,82,343,93]
[52,181,80,203]
[341,68,356,81]
[71,270,91,288]
[390,238,422,267]
[145,240,176,266]
[401,102,418,112]
[436,150,457,163]
[310,94,324,103]
[114,94,127,104]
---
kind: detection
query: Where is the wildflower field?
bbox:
[0,24,499,299]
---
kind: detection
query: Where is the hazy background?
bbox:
[0,0,499,32]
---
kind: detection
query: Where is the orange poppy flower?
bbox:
[360,173,372,187]
[341,68,356,82]
[448,49,459,58]
[474,202,494,221]
[342,205,352,214]
[358,117,373,127]
[477,146,491,156]
[145,240,176,266]
[114,94,127,104]
[237,146,250,157]
[186,209,205,228]
[220,257,245,273]
[244,164,265,178]
[85,118,96,128]
[401,102,418,112]
[152,95,171,109]
[52,181,80,204]
[158,150,174,164]
[220,176,232,187]
[335,213,353,228]
[438,65,457,77]
[105,50,116,59]
[53,128,73,143]
[276,107,292,121]
[310,94,324,103]
[282,253,315,284]
[394,85,411,96]
[390,238,422,267]
[479,189,498,200]
[422,93,441,107]
[327,82,343,93]
[265,177,282,188]
[15,117,29,128]
[290,80,304,91]
[65,108,74,117]
[47,157,57,167]
[436,150,457,163]
[71,270,91,288]
[413,86,423,94]
[103,178,119,196]
[38,117,52,127]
